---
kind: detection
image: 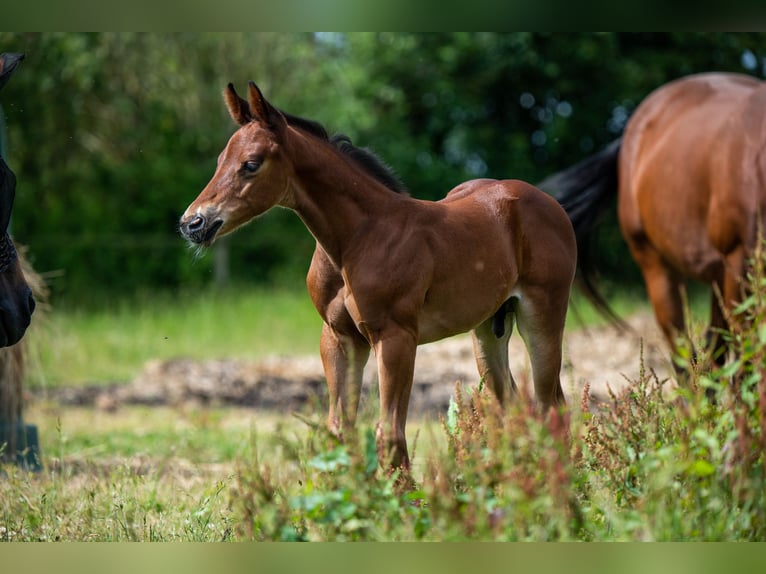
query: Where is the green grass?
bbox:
[4,248,765,541]
[5,348,765,541]
[25,285,323,388]
[35,405,261,463]
[3,257,766,541]
[564,281,712,330]
[24,280,712,390]
[1,401,444,541]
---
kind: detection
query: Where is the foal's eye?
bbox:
[242,159,262,174]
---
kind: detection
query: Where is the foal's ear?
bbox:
[224,83,253,126]
[247,81,284,131]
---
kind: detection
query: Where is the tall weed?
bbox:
[232,243,766,541]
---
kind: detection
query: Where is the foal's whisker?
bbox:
[182,240,207,261]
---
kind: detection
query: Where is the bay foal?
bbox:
[180,82,576,468]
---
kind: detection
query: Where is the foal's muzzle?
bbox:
[179,214,223,246]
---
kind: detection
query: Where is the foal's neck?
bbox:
[284,128,406,266]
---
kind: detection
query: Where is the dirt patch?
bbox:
[46,312,673,416]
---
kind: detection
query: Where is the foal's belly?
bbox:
[417,314,472,345]
[415,279,516,344]
[415,244,519,343]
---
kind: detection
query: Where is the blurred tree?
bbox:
[332,33,766,286]
[0,33,765,305]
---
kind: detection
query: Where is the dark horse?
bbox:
[0,53,34,347]
[541,72,766,371]
[180,82,577,468]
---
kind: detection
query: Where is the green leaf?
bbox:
[758,323,766,345]
[446,398,459,436]
[719,359,743,379]
[364,428,379,475]
[688,459,715,477]
[733,296,756,316]
[308,447,350,472]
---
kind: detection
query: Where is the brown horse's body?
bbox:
[546,72,766,370]
[180,82,576,468]
[0,53,34,347]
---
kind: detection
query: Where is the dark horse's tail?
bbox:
[537,139,628,329]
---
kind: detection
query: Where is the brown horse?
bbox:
[541,72,766,375]
[180,81,577,468]
[0,53,35,347]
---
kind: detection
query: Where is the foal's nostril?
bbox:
[187,215,206,232]
[27,291,36,315]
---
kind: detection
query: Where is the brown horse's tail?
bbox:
[537,139,628,330]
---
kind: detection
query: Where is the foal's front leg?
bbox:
[320,322,371,434]
[372,325,418,469]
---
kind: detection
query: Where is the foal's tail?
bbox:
[537,139,628,329]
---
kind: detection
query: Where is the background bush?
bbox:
[1,33,765,305]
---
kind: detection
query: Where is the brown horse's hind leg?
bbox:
[704,247,747,377]
[631,245,687,357]
[470,308,517,403]
[514,286,567,409]
[320,323,371,434]
[707,274,730,369]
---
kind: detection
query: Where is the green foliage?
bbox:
[0,32,342,300]
[228,347,766,541]
[581,243,766,540]
[4,277,766,541]
[423,388,579,540]
[228,245,766,540]
[2,33,766,304]
[8,262,764,541]
[235,424,429,541]
[5,253,766,541]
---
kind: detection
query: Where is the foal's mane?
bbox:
[281,110,408,195]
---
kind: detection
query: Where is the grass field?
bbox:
[24,283,652,390]
[3,278,763,541]
[5,361,766,541]
[2,400,448,541]
[24,286,325,388]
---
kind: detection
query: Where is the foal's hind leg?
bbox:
[470,308,517,403]
[320,323,371,433]
[515,286,568,409]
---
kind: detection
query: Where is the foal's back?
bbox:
[440,178,577,284]
[405,178,576,343]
